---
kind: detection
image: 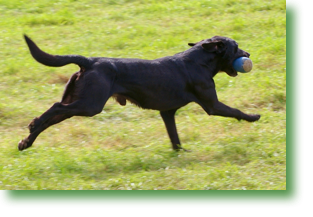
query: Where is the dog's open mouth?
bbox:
[228,54,250,77]
[223,66,238,77]
[220,66,238,77]
[230,67,238,77]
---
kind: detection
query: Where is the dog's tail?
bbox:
[24,35,92,69]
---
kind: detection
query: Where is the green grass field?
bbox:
[0,0,286,190]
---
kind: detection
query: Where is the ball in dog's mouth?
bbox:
[232,57,253,73]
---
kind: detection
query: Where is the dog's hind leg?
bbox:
[18,74,113,151]
[18,114,72,150]
[18,97,109,151]
[160,109,190,152]
[18,95,110,151]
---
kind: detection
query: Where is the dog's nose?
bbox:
[246,52,250,57]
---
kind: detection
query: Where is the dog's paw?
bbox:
[18,138,31,151]
[173,146,191,152]
[246,114,261,122]
[28,117,41,133]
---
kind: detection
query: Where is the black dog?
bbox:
[18,35,260,151]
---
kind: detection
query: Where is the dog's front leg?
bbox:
[160,109,190,151]
[196,86,260,122]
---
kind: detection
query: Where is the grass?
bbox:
[0,0,286,190]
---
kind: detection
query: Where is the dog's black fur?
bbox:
[18,35,260,151]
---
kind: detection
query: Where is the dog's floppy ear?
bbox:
[201,41,225,53]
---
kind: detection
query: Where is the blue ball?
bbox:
[232,57,253,73]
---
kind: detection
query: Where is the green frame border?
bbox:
[7,8,291,200]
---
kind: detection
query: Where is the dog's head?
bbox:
[188,36,250,77]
